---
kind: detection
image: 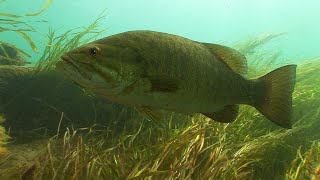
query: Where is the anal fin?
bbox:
[203,105,239,123]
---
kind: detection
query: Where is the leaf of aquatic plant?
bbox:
[0,41,31,57]
[0,27,35,32]
[0,18,23,24]
[0,19,36,31]
[15,31,38,52]
[0,27,38,53]
[0,12,21,18]
[25,0,53,16]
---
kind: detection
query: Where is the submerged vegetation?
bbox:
[34,12,106,72]
[287,141,320,179]
[0,0,52,65]
[0,7,319,179]
[26,57,319,179]
[1,31,319,179]
[0,0,52,158]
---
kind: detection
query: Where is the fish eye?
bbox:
[89,47,98,56]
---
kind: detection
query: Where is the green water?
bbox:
[1,0,319,62]
[1,1,320,179]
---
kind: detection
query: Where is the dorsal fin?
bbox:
[202,43,248,75]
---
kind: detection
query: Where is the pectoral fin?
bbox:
[142,76,179,92]
[202,105,239,123]
[136,106,165,128]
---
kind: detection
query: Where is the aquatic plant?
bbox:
[0,0,52,65]
[234,32,286,56]
[1,32,320,179]
[286,141,320,179]
[0,12,107,140]
[233,33,293,79]
[34,13,106,72]
[7,54,317,179]
[0,43,28,65]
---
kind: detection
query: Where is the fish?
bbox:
[56,30,297,128]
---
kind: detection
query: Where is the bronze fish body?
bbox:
[57,30,296,128]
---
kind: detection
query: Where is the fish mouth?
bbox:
[60,54,92,79]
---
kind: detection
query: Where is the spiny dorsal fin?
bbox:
[202,43,248,75]
[202,105,239,123]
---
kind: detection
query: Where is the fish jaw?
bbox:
[56,60,90,87]
[57,53,137,99]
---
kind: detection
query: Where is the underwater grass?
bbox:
[0,0,52,50]
[0,0,53,66]
[15,56,320,179]
[1,32,320,179]
[286,140,320,179]
[34,12,106,72]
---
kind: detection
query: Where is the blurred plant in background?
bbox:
[0,3,319,178]
[0,0,56,159]
[1,32,317,179]
[0,0,52,65]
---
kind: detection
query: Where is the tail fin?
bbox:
[254,65,297,128]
